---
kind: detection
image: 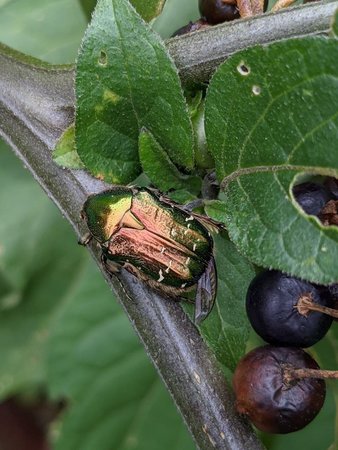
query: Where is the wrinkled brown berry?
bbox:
[233,346,326,434]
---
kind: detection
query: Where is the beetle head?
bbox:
[82,188,133,243]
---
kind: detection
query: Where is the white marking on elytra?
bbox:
[186,257,191,265]
[185,215,194,222]
[160,246,166,254]
[158,269,164,282]
[193,243,197,251]
[165,260,172,273]
[171,228,177,237]
[181,283,187,288]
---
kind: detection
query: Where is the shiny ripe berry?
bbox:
[293,182,333,216]
[233,346,326,434]
[246,270,333,347]
[199,0,240,24]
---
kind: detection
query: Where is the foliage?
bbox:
[205,38,338,284]
[0,0,338,449]
[75,0,194,183]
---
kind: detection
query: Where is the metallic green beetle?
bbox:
[81,186,219,323]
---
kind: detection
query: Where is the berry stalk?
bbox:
[283,365,338,385]
[296,294,338,319]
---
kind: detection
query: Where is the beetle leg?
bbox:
[181,199,204,212]
[78,232,92,246]
[195,256,217,324]
[192,213,225,234]
[271,0,297,12]
[101,253,121,275]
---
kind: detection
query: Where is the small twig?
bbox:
[237,0,263,18]
[0,39,265,450]
[272,0,297,13]
[167,1,338,84]
[283,365,338,386]
[295,294,338,319]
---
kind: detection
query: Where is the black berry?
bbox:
[199,0,240,24]
[246,270,334,347]
[293,182,333,216]
[325,177,338,199]
[233,346,326,434]
[171,19,209,37]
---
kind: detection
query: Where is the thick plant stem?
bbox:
[167,1,338,84]
[0,48,263,450]
[1,2,337,448]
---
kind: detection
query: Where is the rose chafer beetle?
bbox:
[81,186,219,323]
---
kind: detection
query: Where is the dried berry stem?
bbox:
[236,0,263,17]
[295,294,338,319]
[271,0,297,12]
[283,366,338,385]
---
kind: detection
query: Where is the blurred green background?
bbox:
[0,0,336,449]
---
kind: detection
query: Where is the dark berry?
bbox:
[233,346,326,434]
[329,283,338,302]
[325,177,338,199]
[199,0,240,24]
[246,270,333,347]
[293,182,333,216]
[328,284,338,321]
[318,199,338,226]
[171,19,209,37]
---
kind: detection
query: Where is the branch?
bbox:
[168,1,338,84]
[1,2,336,447]
[0,44,263,450]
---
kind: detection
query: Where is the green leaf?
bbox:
[53,125,84,169]
[130,0,167,22]
[183,234,254,373]
[331,8,338,38]
[199,234,254,372]
[167,189,197,204]
[139,129,201,194]
[190,95,215,170]
[204,200,228,223]
[79,0,97,20]
[0,0,87,63]
[76,0,194,184]
[80,0,166,22]
[205,37,338,284]
[47,264,195,450]
[0,143,87,398]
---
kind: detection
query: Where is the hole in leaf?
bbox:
[237,61,250,76]
[98,50,108,66]
[252,85,261,96]
[292,179,338,227]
